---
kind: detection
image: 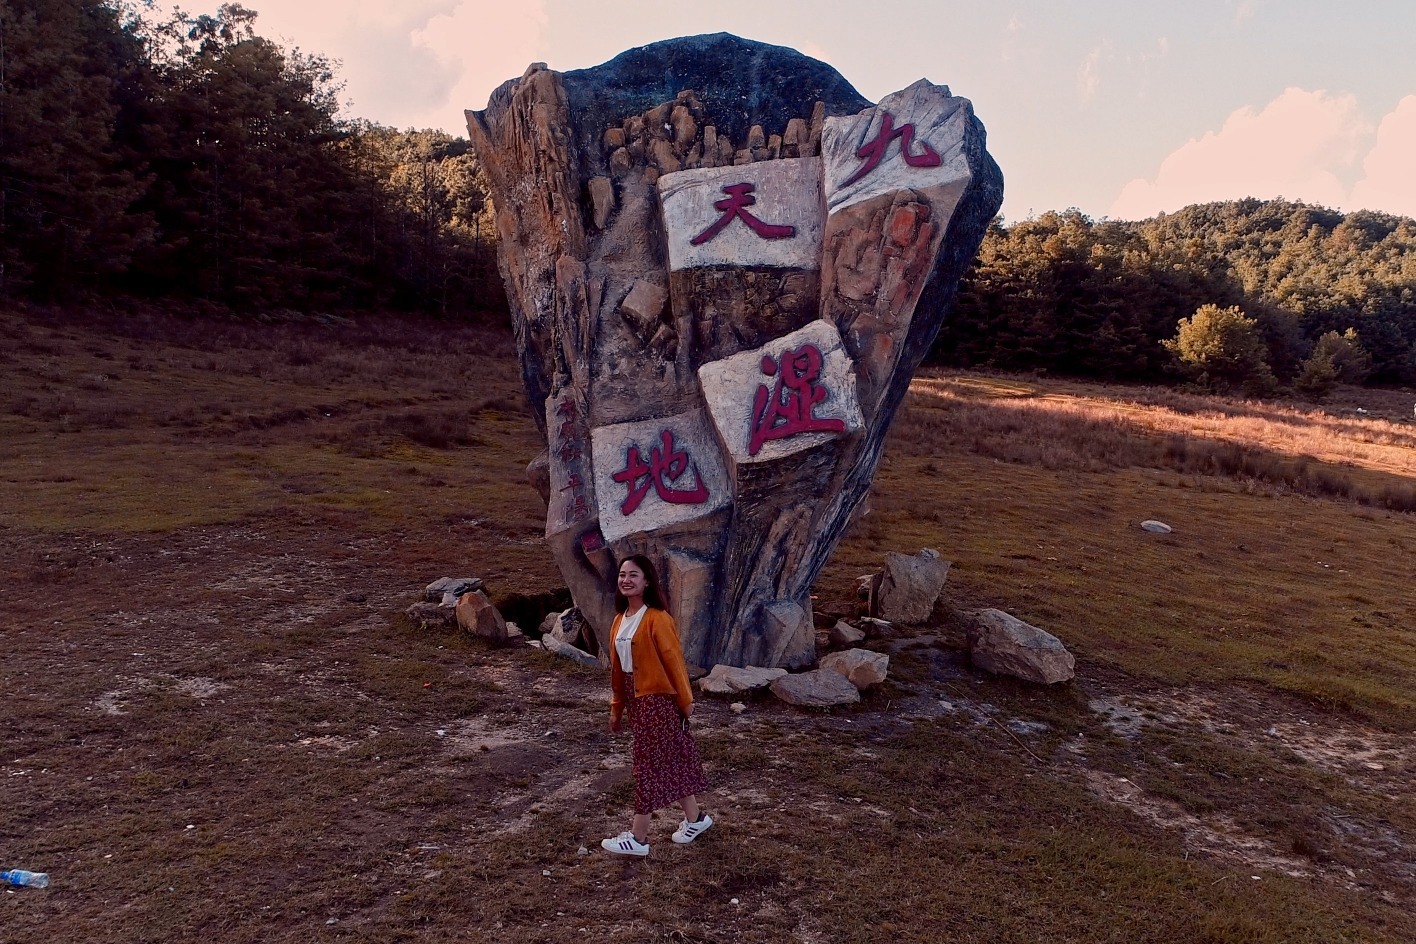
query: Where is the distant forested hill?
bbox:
[939,201,1416,388]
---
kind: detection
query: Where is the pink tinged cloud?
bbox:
[1109,87,1373,220]
[1350,95,1416,218]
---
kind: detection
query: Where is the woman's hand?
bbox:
[610,714,622,733]
[684,703,694,719]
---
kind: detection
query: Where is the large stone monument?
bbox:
[466,34,1002,668]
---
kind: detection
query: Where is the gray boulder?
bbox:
[699,664,788,695]
[820,648,889,689]
[770,669,861,707]
[829,620,867,647]
[967,609,1075,684]
[541,633,603,669]
[425,576,485,606]
[875,549,951,623]
[405,601,457,631]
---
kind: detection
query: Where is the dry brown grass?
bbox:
[1,306,1414,943]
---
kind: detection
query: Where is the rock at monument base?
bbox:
[1141,519,1173,534]
[875,549,951,623]
[967,609,1075,685]
[425,576,485,606]
[699,664,788,695]
[455,590,509,645]
[686,663,709,681]
[770,669,861,707]
[820,648,889,689]
[405,601,457,631]
[541,633,604,669]
[829,620,867,647]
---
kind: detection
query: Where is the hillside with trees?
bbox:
[0,0,498,314]
[940,202,1416,391]
[4,2,1415,394]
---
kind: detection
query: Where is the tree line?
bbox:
[0,0,499,314]
[5,3,1415,395]
[939,201,1416,392]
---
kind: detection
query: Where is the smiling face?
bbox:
[617,560,647,604]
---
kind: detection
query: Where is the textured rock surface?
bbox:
[820,648,889,688]
[468,35,1001,669]
[876,549,951,623]
[770,668,861,707]
[967,609,1075,684]
[829,620,867,647]
[698,664,788,695]
[455,590,509,644]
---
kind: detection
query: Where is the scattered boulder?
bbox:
[425,576,485,606]
[829,620,867,647]
[686,663,709,681]
[699,664,788,695]
[855,572,882,612]
[770,669,861,707]
[875,549,951,623]
[540,632,602,669]
[455,590,509,644]
[730,702,747,714]
[966,609,1075,684]
[1140,520,1173,534]
[820,649,889,689]
[405,601,457,631]
[504,622,527,646]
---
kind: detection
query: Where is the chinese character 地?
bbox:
[749,344,846,456]
[842,111,942,188]
[690,182,797,246]
[610,429,710,515]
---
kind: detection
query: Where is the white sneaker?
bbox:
[672,814,713,844]
[601,831,649,857]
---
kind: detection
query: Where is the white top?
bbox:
[614,606,648,673]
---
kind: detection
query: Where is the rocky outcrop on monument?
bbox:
[467,33,1002,669]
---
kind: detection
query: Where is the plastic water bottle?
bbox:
[2,869,49,888]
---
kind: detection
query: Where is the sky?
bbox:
[223,0,1416,223]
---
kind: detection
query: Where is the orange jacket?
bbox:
[609,608,694,718]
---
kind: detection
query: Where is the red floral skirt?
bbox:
[624,674,707,814]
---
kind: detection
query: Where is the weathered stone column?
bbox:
[467,34,1002,667]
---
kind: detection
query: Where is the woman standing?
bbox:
[601,554,711,857]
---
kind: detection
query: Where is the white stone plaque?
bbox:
[590,409,733,542]
[822,80,972,216]
[697,320,864,465]
[658,158,824,271]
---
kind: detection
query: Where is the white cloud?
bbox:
[1078,44,1109,102]
[1350,95,1416,217]
[1109,87,1373,219]
[212,1,549,133]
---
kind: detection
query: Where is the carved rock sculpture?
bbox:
[467,34,1002,668]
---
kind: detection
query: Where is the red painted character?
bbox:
[611,429,710,515]
[749,344,846,456]
[842,111,942,187]
[690,183,796,246]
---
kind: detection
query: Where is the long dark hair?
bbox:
[614,554,668,613]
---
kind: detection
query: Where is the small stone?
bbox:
[609,147,632,176]
[603,127,626,150]
[541,633,602,669]
[670,105,697,145]
[876,549,951,623]
[455,590,509,644]
[699,664,787,695]
[405,601,457,631]
[829,620,867,647]
[820,648,889,689]
[1141,520,1173,533]
[424,576,483,603]
[770,669,861,707]
[730,702,747,714]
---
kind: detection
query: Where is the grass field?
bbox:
[1,304,1413,943]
